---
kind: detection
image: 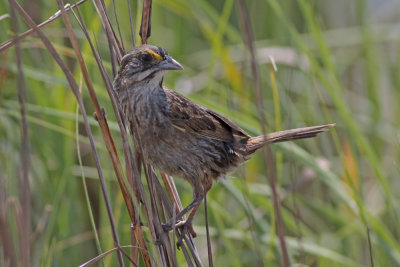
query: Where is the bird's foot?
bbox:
[162,219,196,249]
[161,219,176,232]
[176,219,196,249]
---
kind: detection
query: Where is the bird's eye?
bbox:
[140,53,152,62]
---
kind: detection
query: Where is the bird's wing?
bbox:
[164,88,250,142]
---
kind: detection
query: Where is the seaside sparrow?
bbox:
[113,44,333,243]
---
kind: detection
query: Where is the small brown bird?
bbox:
[113,45,333,243]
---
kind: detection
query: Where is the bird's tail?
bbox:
[244,124,335,155]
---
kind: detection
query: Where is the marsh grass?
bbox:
[1,0,399,266]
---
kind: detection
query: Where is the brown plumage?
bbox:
[113,44,333,244]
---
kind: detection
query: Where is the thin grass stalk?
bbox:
[118,247,139,266]
[79,246,140,267]
[287,162,306,263]
[57,2,129,266]
[129,223,139,267]
[8,1,125,266]
[97,0,120,76]
[141,154,196,265]
[9,199,25,262]
[269,60,283,178]
[0,50,9,96]
[144,165,168,266]
[111,0,125,50]
[126,0,136,47]
[92,0,123,62]
[367,225,375,267]
[139,0,152,44]
[85,0,202,263]
[0,169,16,267]
[131,134,180,265]
[58,1,156,266]
[236,0,289,266]
[147,161,201,265]
[237,173,266,258]
[69,4,153,266]
[75,79,104,262]
[75,27,148,267]
[0,0,88,53]
[153,171,180,266]
[156,188,176,262]
[159,173,203,265]
[203,191,214,267]
[146,167,177,266]
[157,174,200,266]
[29,205,52,245]
[160,173,184,213]
[154,173,202,266]
[9,3,30,266]
[71,9,154,256]
[69,0,143,208]
[87,0,118,76]
[151,177,173,265]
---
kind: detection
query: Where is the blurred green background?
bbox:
[1,0,400,266]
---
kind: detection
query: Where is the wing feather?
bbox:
[164,88,250,142]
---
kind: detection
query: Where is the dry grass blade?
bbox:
[0,169,16,267]
[79,246,140,267]
[8,1,125,266]
[72,0,201,264]
[146,167,177,266]
[203,191,213,267]
[160,173,202,266]
[0,0,87,53]
[129,223,139,266]
[70,3,170,266]
[79,247,119,267]
[57,1,128,266]
[30,205,52,244]
[154,171,203,266]
[92,0,124,62]
[68,3,151,266]
[125,0,136,47]
[0,50,9,98]
[139,0,152,44]
[367,225,375,267]
[69,0,142,209]
[136,159,182,266]
[9,2,31,266]
[111,0,125,50]
[57,1,157,266]
[236,0,289,266]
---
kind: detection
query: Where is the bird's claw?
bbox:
[176,220,196,249]
[162,219,197,249]
[161,220,178,232]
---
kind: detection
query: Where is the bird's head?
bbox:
[115,45,183,88]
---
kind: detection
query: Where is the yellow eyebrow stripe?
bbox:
[145,49,163,61]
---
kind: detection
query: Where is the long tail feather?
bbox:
[245,124,335,155]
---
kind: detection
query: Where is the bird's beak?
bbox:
[158,55,184,70]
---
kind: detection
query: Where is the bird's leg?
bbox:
[162,195,204,233]
[173,198,203,248]
[164,179,213,248]
[176,196,202,237]
[163,179,212,248]
[175,180,213,247]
